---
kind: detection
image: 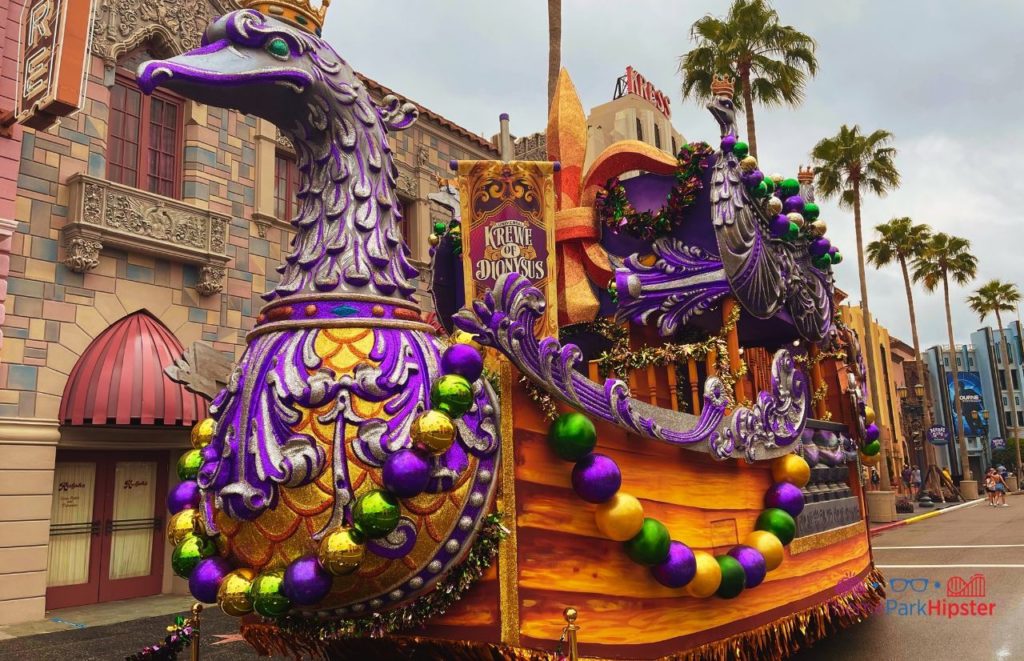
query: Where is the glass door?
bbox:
[98,457,166,602]
[45,461,103,609]
[45,451,168,609]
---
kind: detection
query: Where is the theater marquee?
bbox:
[16,0,93,130]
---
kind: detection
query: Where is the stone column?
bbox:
[252,118,281,236]
[0,418,61,625]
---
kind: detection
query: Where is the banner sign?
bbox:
[16,0,93,130]
[927,425,949,446]
[457,161,558,337]
[945,372,987,437]
[992,437,1006,450]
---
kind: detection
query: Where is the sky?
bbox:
[324,0,1024,350]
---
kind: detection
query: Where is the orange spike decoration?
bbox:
[547,69,677,325]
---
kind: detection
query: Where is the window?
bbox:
[396,194,416,250]
[671,136,677,155]
[107,77,183,198]
[1018,411,1024,426]
[1001,373,1007,390]
[654,123,662,149]
[275,153,299,221]
[1014,371,1020,390]
[635,118,643,141]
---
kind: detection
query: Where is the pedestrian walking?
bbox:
[910,465,922,499]
[985,468,998,506]
[870,468,880,491]
[994,468,1009,507]
[901,465,912,495]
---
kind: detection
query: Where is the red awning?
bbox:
[60,310,208,426]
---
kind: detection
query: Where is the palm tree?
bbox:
[547,0,561,111]
[967,280,1023,482]
[913,234,978,483]
[867,218,935,481]
[812,125,899,490]
[679,0,817,158]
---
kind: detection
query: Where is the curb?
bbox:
[869,498,984,536]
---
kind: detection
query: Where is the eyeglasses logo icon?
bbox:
[889,578,929,593]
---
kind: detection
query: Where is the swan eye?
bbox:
[267,37,290,59]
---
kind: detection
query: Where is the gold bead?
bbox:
[410,409,456,454]
[739,156,758,172]
[217,568,256,617]
[166,509,198,546]
[765,197,783,216]
[428,234,440,246]
[810,220,827,237]
[318,528,364,576]
[864,405,876,425]
[786,212,804,228]
[770,173,785,184]
[451,329,482,352]
[191,418,216,449]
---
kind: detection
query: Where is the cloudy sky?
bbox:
[325,0,1024,349]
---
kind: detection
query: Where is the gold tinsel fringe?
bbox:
[240,568,885,661]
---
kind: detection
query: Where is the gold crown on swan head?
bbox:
[711,74,734,99]
[242,0,330,35]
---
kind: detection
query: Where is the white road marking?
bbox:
[876,564,1024,568]
[874,544,1024,550]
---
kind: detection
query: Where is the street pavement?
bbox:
[794,496,1024,660]
[2,498,1021,660]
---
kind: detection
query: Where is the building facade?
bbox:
[923,343,997,479]
[0,0,497,624]
[970,321,1024,441]
[839,304,908,483]
[513,66,685,170]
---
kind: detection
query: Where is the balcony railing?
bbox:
[61,174,231,296]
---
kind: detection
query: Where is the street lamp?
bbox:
[898,382,934,508]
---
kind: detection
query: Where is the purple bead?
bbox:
[383,449,432,498]
[828,246,839,258]
[571,453,621,503]
[770,214,790,239]
[741,170,764,188]
[783,195,805,214]
[864,423,880,443]
[809,237,831,258]
[283,555,333,605]
[167,480,200,514]
[721,134,737,153]
[802,444,820,468]
[765,482,805,517]
[188,556,231,604]
[651,540,697,588]
[441,343,484,382]
[728,545,767,588]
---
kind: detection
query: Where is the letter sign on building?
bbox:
[622,66,671,119]
[16,0,93,130]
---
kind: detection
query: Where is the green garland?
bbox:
[595,142,714,240]
[276,514,508,640]
[126,612,197,660]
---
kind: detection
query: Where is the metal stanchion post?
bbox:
[563,607,579,661]
[191,603,203,661]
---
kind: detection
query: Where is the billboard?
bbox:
[945,371,987,438]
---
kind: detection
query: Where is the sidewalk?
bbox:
[0,594,195,640]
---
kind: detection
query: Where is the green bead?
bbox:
[784,222,800,241]
[430,374,474,418]
[762,177,775,194]
[433,221,448,235]
[352,489,401,539]
[812,254,831,270]
[779,178,801,198]
[623,518,671,566]
[715,555,746,599]
[752,181,769,198]
[756,508,796,546]
[251,570,291,617]
[802,202,820,221]
[171,533,216,578]
[547,412,597,461]
[177,449,203,481]
[733,141,749,160]
[266,37,290,58]
[831,251,843,264]
[862,439,881,456]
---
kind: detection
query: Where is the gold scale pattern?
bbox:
[212,328,478,605]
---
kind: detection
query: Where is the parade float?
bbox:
[138,1,885,658]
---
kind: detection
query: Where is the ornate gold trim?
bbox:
[497,360,521,646]
[256,292,423,313]
[246,318,435,341]
[789,520,867,555]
